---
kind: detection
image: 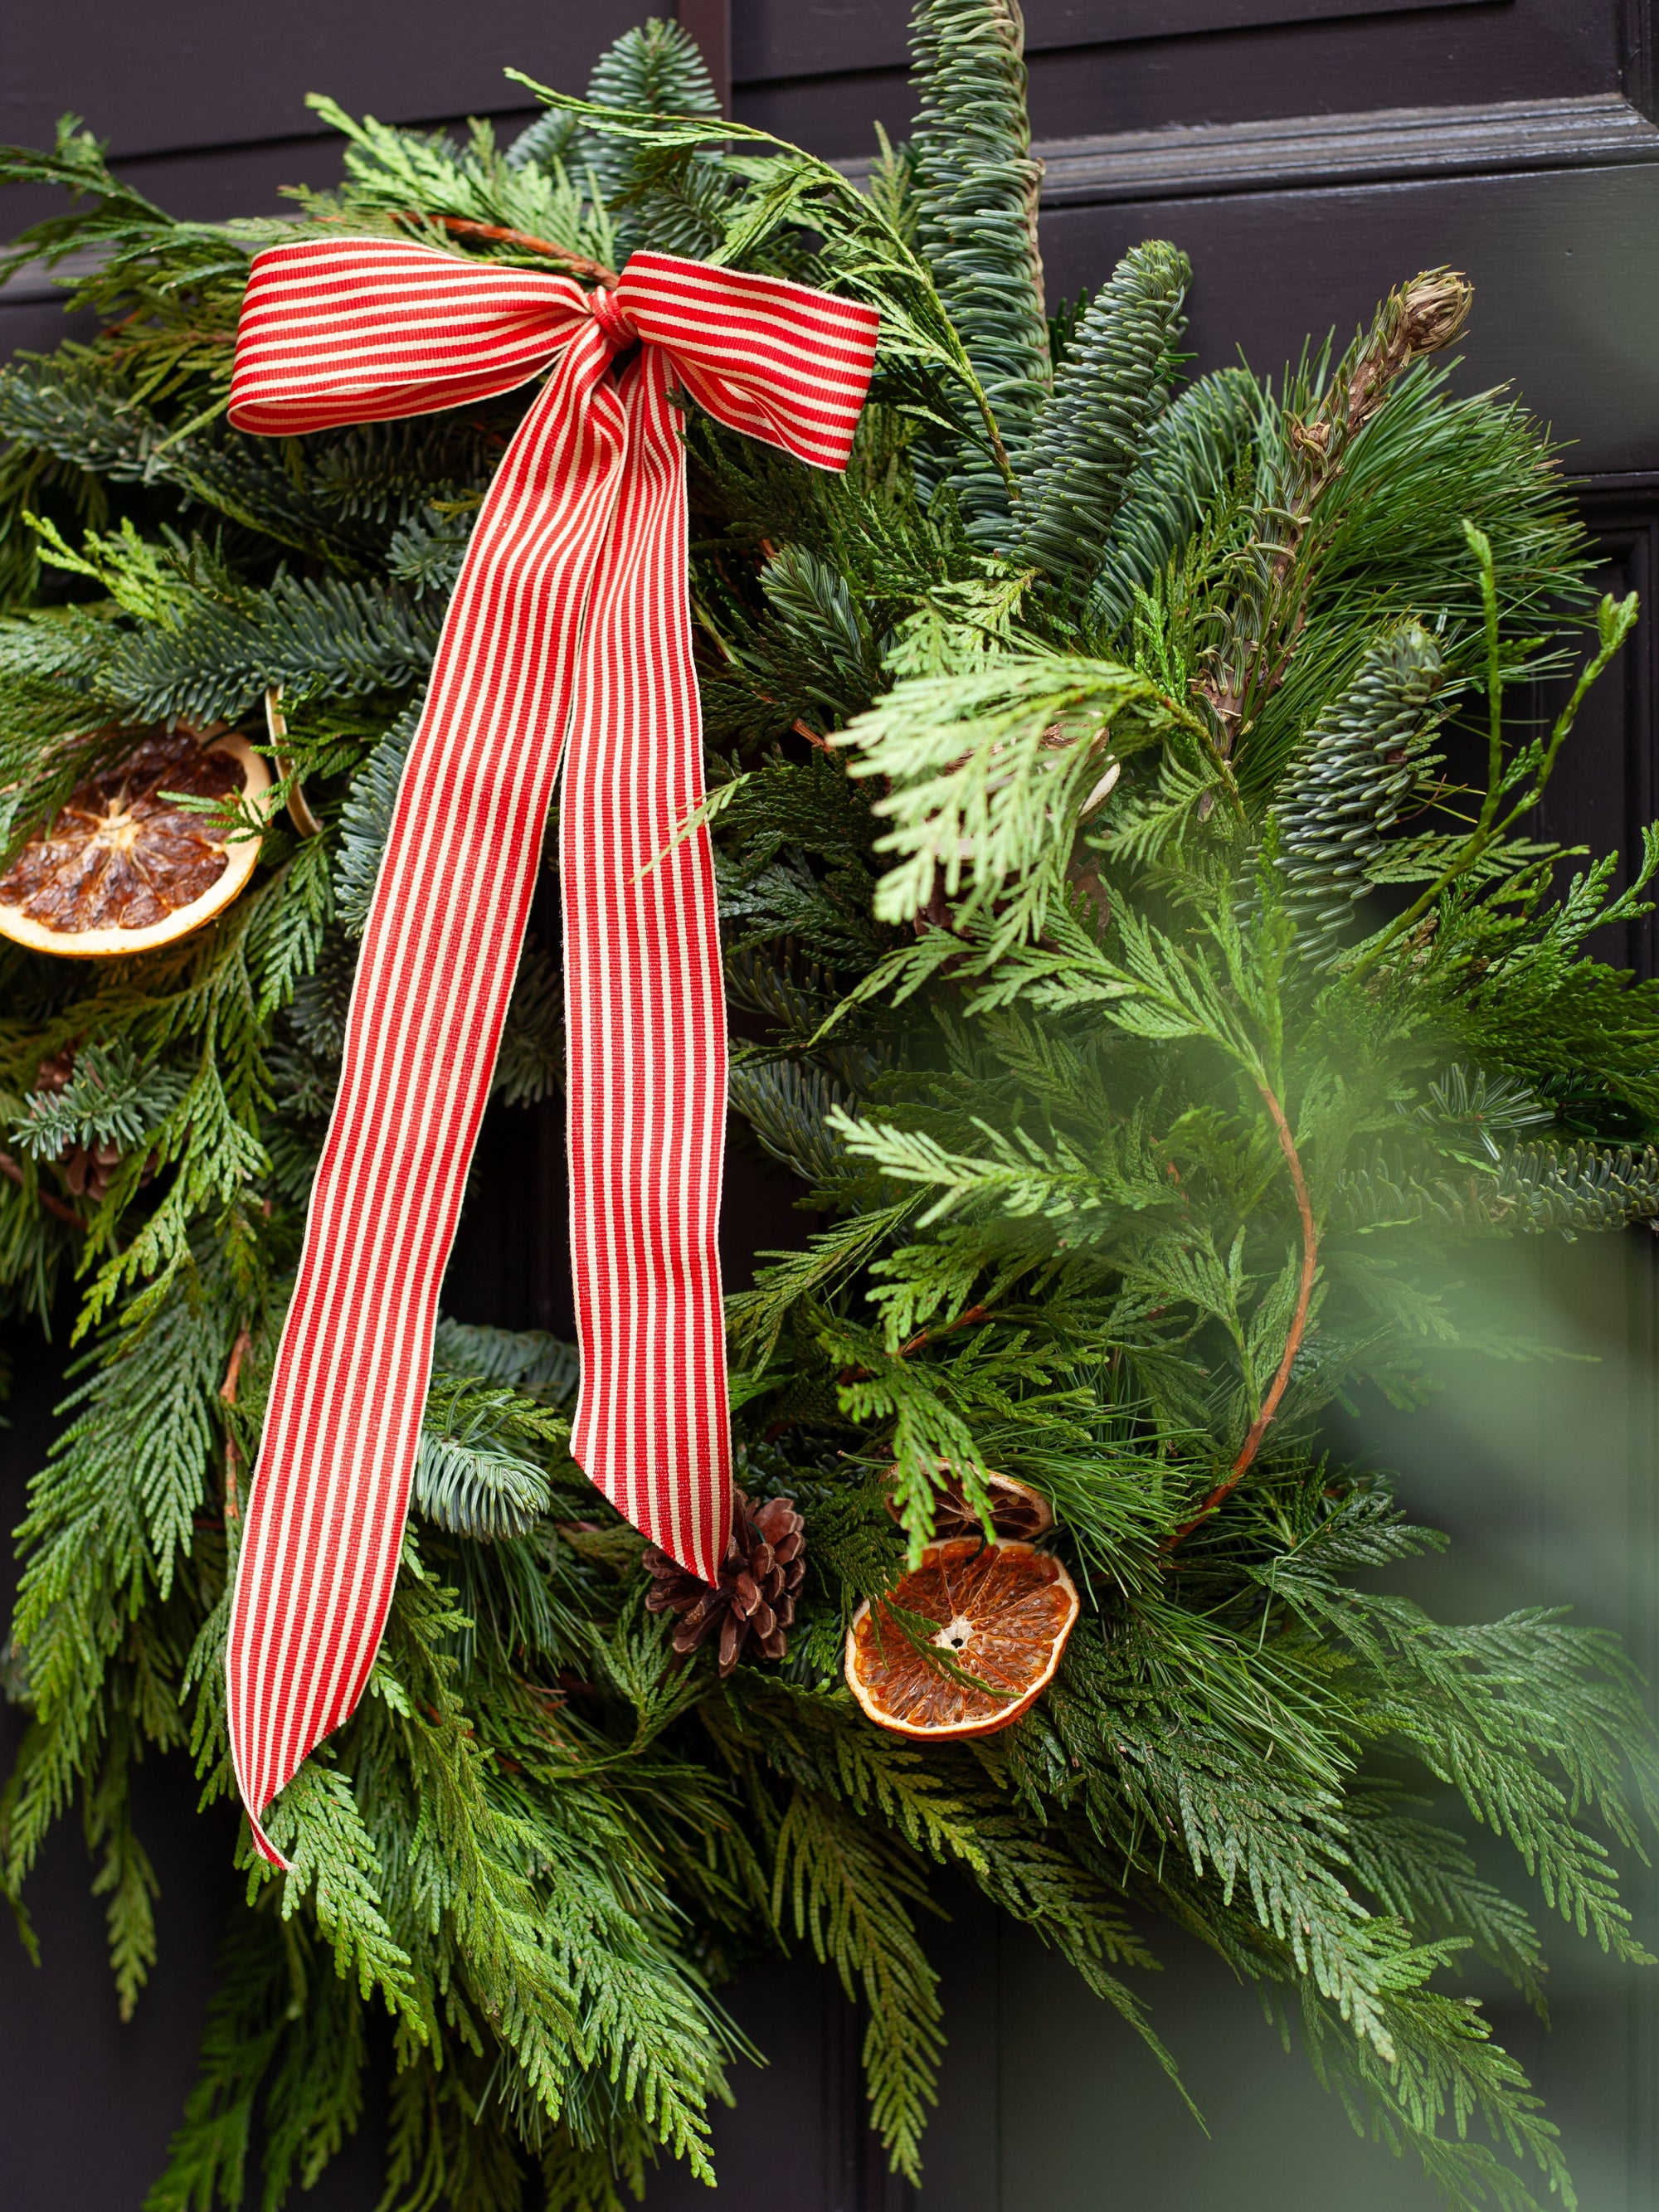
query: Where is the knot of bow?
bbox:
[224,237,879,1864]
[586,281,636,350]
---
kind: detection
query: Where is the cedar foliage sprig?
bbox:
[0,9,1657,2210]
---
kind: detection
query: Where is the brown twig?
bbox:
[0,1149,81,1227]
[836,1305,995,1388]
[897,1304,990,1361]
[427,214,619,285]
[220,1326,252,1526]
[1163,1083,1317,1553]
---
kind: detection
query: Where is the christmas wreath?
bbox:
[2,7,1657,2207]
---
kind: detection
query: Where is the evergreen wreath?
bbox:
[1,7,1657,2206]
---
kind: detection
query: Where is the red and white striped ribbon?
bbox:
[224,238,878,1865]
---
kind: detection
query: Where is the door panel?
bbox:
[1042,167,1659,476]
[0,0,645,158]
[732,0,1496,86]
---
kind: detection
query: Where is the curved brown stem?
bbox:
[220,1326,252,1526]
[834,1304,995,1390]
[428,215,619,285]
[897,1303,990,1360]
[264,684,323,839]
[1163,1082,1317,1553]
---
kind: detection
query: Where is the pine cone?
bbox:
[33,1047,124,1204]
[643,1490,805,1676]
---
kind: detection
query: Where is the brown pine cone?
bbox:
[643,1490,805,1676]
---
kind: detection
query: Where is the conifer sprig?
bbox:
[1018,238,1191,587]
[909,0,1051,538]
[0,7,1652,2209]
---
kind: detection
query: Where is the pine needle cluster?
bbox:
[0,9,1656,2210]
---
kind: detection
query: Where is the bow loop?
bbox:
[229,237,595,436]
[615,252,878,472]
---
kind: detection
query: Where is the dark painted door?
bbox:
[4,5,1659,2207]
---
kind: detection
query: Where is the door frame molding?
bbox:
[1032,92,1659,207]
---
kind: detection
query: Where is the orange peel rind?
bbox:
[0,727,271,959]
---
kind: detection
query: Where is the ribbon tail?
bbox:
[217,247,878,1860]
[564,348,733,1584]
[245,1806,294,1874]
[224,334,619,1837]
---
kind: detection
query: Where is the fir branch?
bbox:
[413,1376,558,1542]
[1018,239,1191,588]
[1200,269,1472,767]
[577,20,727,260]
[1087,366,1261,636]
[909,0,1050,538]
[333,700,420,936]
[11,1038,186,1161]
[1336,1135,1659,1238]
[1271,623,1448,965]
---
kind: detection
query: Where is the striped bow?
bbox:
[225,237,879,1865]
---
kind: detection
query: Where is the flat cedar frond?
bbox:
[259,1763,425,2024]
[2,9,1657,2210]
[772,1786,945,2176]
[837,654,1171,943]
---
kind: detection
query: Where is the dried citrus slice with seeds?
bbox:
[845,1538,1079,1739]
[0,726,270,958]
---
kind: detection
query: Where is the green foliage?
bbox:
[909,0,1052,541]
[1017,238,1192,588]
[144,1908,367,2212]
[413,1374,563,1541]
[2,7,1657,2211]
[333,699,420,935]
[1087,365,1262,635]
[298,99,616,276]
[12,1037,188,1159]
[578,18,727,258]
[1271,621,1449,964]
[837,654,1170,950]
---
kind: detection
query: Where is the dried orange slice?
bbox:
[885,1463,1055,1543]
[845,1538,1079,1739]
[0,726,270,958]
